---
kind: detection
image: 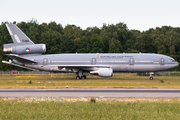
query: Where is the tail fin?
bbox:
[3,24,46,55]
[5,24,34,44]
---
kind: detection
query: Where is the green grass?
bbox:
[0,98,180,120]
[0,73,180,88]
[1,73,180,79]
[1,79,180,88]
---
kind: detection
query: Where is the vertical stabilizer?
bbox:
[3,24,45,55]
[6,24,34,44]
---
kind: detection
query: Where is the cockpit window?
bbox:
[168,58,175,62]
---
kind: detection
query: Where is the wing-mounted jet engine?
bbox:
[90,68,113,77]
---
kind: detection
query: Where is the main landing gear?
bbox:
[76,76,86,80]
[149,72,154,80]
[76,70,86,80]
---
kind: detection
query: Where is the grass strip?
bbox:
[0,98,180,120]
[0,73,180,88]
[0,79,180,88]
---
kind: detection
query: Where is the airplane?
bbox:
[2,24,179,80]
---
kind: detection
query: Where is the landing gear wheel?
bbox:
[81,76,85,79]
[149,77,153,80]
[76,76,80,80]
[83,76,87,79]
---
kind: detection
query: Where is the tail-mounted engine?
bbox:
[3,44,46,55]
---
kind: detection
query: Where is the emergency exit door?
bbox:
[43,58,48,65]
[161,58,164,65]
[129,58,134,65]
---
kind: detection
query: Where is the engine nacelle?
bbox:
[3,44,46,55]
[90,68,113,77]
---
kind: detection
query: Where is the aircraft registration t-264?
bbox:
[2,24,179,80]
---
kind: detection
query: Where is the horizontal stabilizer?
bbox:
[2,61,36,71]
[5,54,38,63]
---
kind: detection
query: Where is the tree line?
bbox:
[0,19,180,70]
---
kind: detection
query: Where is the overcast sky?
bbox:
[0,0,179,31]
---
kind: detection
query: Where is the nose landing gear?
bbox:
[149,76,153,80]
[149,72,154,80]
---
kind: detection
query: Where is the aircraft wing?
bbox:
[5,54,38,63]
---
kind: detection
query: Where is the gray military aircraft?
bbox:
[2,24,179,80]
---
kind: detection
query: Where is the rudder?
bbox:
[6,24,34,44]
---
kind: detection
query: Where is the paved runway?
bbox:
[0,88,180,98]
[1,78,180,80]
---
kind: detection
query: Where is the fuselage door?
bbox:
[161,58,164,65]
[91,58,96,65]
[43,58,48,65]
[129,58,134,65]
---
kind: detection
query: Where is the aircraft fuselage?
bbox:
[21,53,178,73]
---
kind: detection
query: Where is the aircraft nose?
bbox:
[170,61,179,69]
[176,62,179,67]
